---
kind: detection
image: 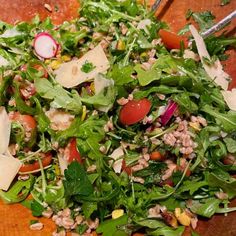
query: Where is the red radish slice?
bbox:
[160,100,178,126]
[34,32,58,59]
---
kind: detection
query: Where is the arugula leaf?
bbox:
[149,226,185,236]
[0,176,34,204]
[59,28,88,55]
[0,75,12,105]
[110,64,134,86]
[223,137,236,153]
[135,64,161,86]
[186,10,215,31]
[207,172,236,199]
[153,54,178,74]
[172,92,198,113]
[63,162,93,197]
[82,201,98,219]
[96,214,128,236]
[34,78,82,114]
[177,179,208,195]
[136,219,166,229]
[189,198,221,218]
[201,105,236,132]
[44,184,66,210]
[31,200,44,217]
[134,85,182,99]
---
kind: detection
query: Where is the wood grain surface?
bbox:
[0,0,235,235]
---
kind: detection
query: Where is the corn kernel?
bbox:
[116,40,126,51]
[112,209,124,219]
[174,208,181,218]
[45,59,51,65]
[174,208,191,226]
[61,55,71,62]
[90,82,95,93]
[50,60,62,70]
[81,105,87,121]
[189,122,201,131]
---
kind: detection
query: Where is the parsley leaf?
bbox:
[81,60,96,73]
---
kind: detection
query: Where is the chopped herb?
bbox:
[81,60,96,73]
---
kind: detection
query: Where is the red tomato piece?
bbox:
[121,159,132,175]
[19,152,52,173]
[68,138,83,164]
[159,29,188,50]
[119,98,151,125]
[10,112,37,130]
[160,178,174,187]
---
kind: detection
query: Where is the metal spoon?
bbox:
[201,10,236,38]
[151,0,162,12]
[152,0,236,38]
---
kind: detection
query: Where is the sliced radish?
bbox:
[33,32,58,59]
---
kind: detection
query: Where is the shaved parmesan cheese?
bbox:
[94,74,115,112]
[0,153,22,191]
[58,154,68,175]
[0,29,22,38]
[137,19,151,34]
[109,147,124,174]
[0,107,11,154]
[189,25,229,90]
[54,44,110,88]
[0,55,9,67]
[94,74,114,94]
[221,89,236,111]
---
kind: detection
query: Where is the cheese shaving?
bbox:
[221,89,236,111]
[189,25,229,91]
[0,107,11,154]
[54,44,110,88]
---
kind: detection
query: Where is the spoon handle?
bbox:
[201,10,236,38]
[151,0,162,11]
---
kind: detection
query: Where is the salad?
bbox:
[0,0,236,235]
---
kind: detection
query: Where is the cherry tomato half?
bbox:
[119,98,151,125]
[19,152,52,173]
[68,138,83,164]
[10,112,37,130]
[159,29,188,50]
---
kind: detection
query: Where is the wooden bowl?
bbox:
[0,0,235,235]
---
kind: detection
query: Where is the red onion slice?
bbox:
[160,100,178,126]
